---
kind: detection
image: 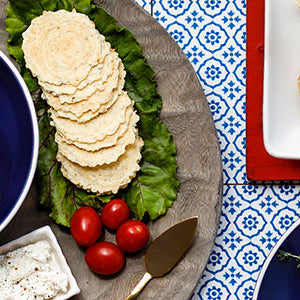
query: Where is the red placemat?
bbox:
[246,0,300,181]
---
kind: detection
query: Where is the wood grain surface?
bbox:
[0,1,223,299]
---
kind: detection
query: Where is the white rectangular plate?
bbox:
[263,0,300,158]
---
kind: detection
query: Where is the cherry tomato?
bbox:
[85,241,125,275]
[116,220,150,252]
[70,207,102,247]
[101,199,130,230]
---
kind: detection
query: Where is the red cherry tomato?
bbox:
[70,207,102,247]
[116,220,150,252]
[101,199,130,230]
[85,241,125,275]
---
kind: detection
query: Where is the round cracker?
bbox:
[56,110,139,167]
[43,59,126,122]
[50,92,132,144]
[57,137,144,195]
[54,51,122,104]
[61,106,137,151]
[46,88,119,123]
[22,10,109,85]
[39,48,114,96]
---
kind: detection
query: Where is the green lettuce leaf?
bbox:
[6,0,179,226]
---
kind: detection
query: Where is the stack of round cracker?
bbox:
[22,10,143,195]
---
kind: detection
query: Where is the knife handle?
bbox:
[125,272,152,300]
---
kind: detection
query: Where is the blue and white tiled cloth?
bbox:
[134,1,300,299]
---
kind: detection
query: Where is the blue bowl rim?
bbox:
[0,50,39,232]
[252,217,300,299]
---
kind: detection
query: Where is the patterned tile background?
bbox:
[133,1,300,299]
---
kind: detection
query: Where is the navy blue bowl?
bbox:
[0,51,38,232]
[253,218,300,300]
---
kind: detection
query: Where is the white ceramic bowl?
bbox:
[0,226,81,300]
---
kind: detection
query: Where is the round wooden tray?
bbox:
[0,1,223,299]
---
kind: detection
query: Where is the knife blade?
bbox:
[125,216,198,300]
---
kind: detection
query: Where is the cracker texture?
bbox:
[58,137,144,194]
[22,9,144,196]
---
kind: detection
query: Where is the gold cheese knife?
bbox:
[125,216,198,300]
